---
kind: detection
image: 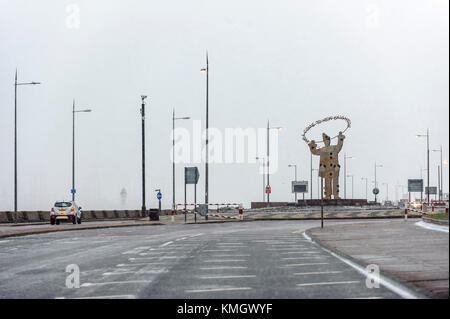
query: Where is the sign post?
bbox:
[292,181,308,205]
[185,167,200,223]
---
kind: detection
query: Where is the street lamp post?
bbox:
[266,121,282,206]
[344,153,355,199]
[374,162,383,203]
[140,96,148,218]
[201,53,209,213]
[416,129,430,204]
[256,157,266,202]
[288,164,298,203]
[13,69,41,220]
[172,109,190,214]
[346,175,354,199]
[432,145,443,201]
[72,99,91,202]
[361,177,368,201]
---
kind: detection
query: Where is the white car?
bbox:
[50,201,82,225]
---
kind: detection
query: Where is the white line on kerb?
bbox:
[302,232,424,299]
[185,287,252,293]
[415,221,449,233]
[160,241,173,247]
[297,281,360,287]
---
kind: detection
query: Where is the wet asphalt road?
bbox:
[0,220,402,299]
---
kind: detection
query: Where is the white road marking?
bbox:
[203,259,246,263]
[160,241,173,247]
[203,249,234,252]
[293,271,343,275]
[415,221,449,233]
[118,262,166,267]
[200,266,248,270]
[296,281,360,287]
[185,287,252,293]
[282,256,327,260]
[0,240,12,244]
[189,233,204,237]
[209,254,251,257]
[198,275,256,279]
[282,263,329,267]
[80,280,152,287]
[302,232,424,299]
[103,271,136,276]
[280,251,319,254]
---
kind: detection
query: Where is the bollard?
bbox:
[404,208,408,221]
[238,205,243,221]
[446,207,449,214]
[432,205,435,213]
[171,210,175,223]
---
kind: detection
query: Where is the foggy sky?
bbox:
[0,0,448,210]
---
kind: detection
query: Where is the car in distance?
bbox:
[50,201,82,225]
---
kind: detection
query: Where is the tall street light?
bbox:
[172,109,190,214]
[416,129,430,204]
[266,120,282,206]
[140,95,148,217]
[346,175,354,199]
[72,99,91,201]
[256,157,266,202]
[344,153,355,199]
[13,69,41,219]
[361,177,368,201]
[432,145,443,201]
[288,164,298,203]
[374,162,383,203]
[201,52,209,210]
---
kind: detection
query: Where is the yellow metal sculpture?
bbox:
[309,132,345,200]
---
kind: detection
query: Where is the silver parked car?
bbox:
[50,201,82,225]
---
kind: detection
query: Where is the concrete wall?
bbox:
[0,209,172,224]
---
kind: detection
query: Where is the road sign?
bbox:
[265,185,271,194]
[198,204,208,216]
[157,192,162,200]
[372,187,379,195]
[185,167,200,184]
[292,181,308,193]
[408,179,423,192]
[71,189,76,194]
[425,186,437,195]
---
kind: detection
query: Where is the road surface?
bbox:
[0,220,410,299]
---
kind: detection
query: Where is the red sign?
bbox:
[265,185,271,194]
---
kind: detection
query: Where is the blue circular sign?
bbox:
[157,192,162,200]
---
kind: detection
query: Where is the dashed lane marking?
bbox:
[282,262,330,267]
[185,287,252,293]
[203,259,247,263]
[296,281,360,287]
[80,280,152,287]
[160,241,173,247]
[198,275,257,279]
[293,271,343,275]
[200,266,248,270]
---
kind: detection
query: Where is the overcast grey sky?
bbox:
[0,0,448,210]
